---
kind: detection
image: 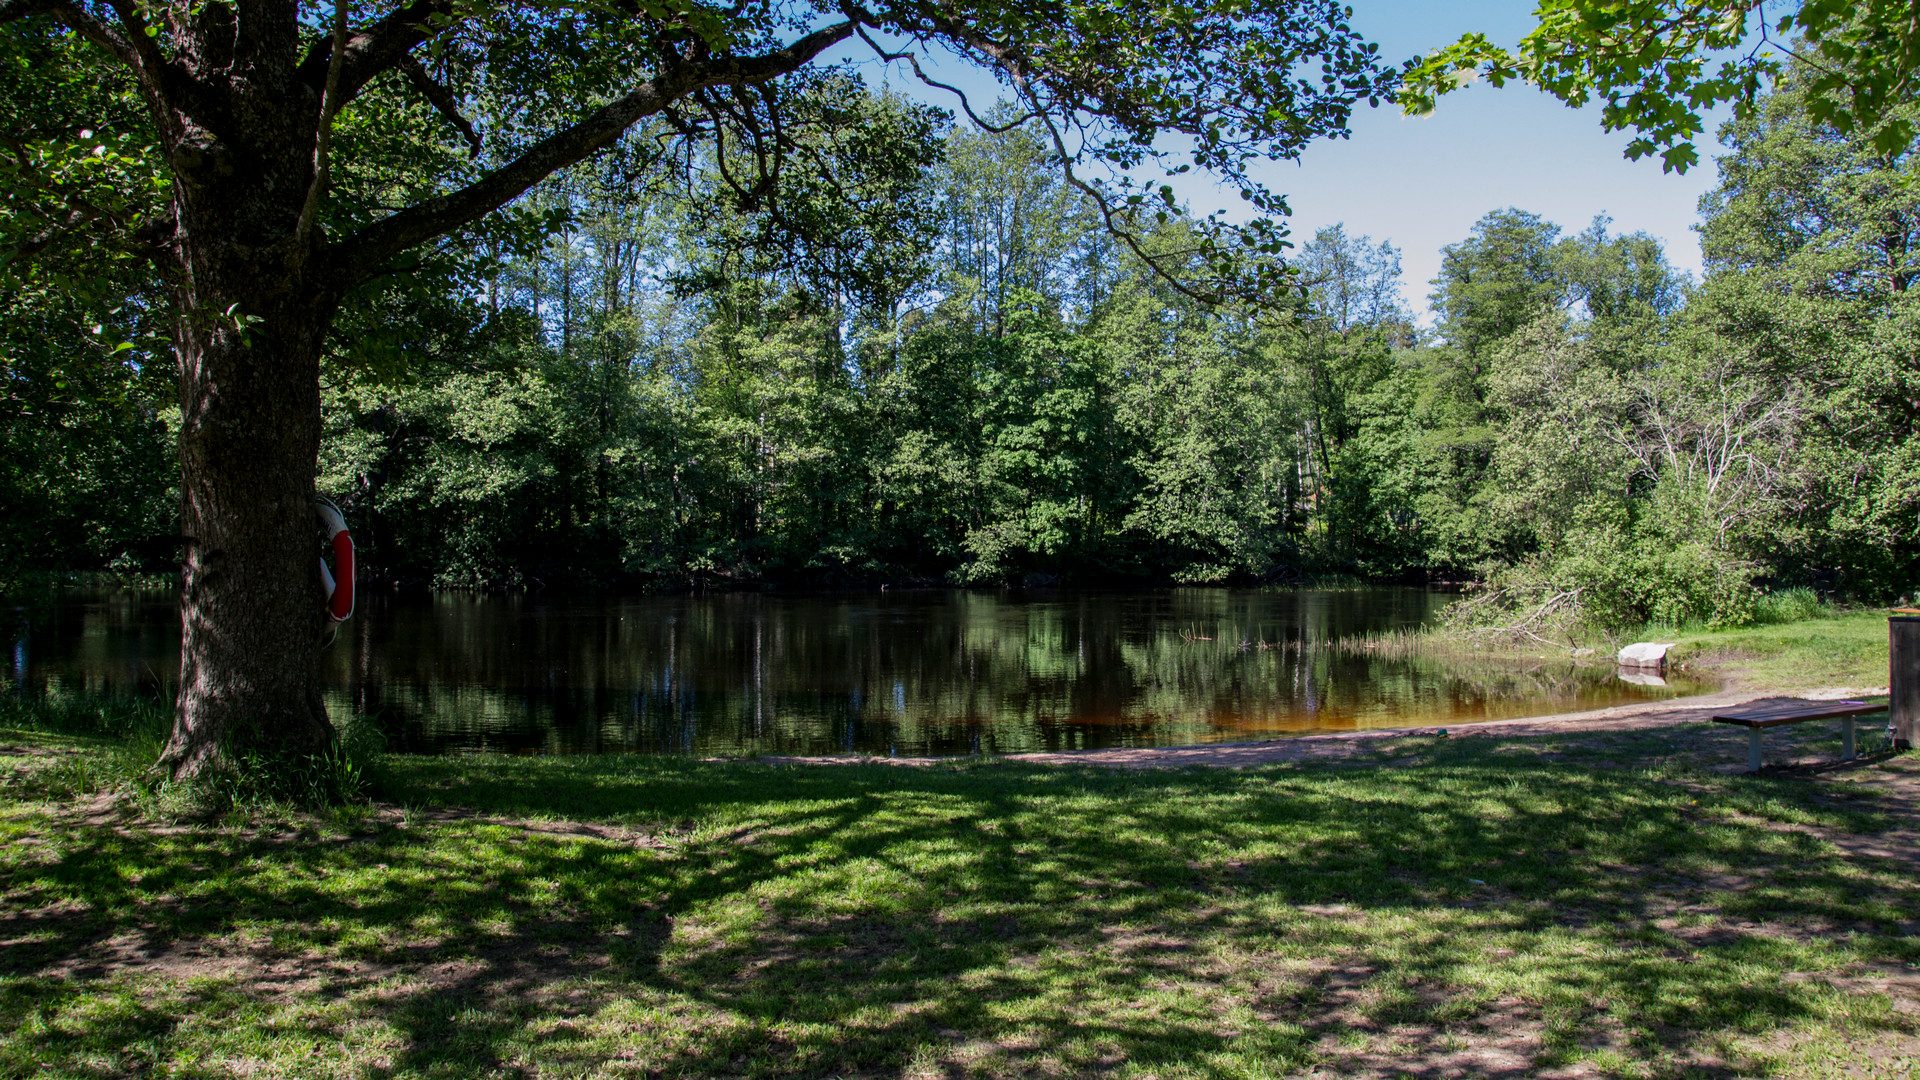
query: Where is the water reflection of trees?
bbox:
[14,589,1697,756]
[304,590,1680,755]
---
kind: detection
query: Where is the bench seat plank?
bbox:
[1708,699,1884,771]
[1711,701,1881,728]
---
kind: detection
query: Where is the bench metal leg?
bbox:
[1748,728,1763,773]
[1844,717,1857,761]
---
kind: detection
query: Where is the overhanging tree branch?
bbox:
[27,0,137,69]
[846,20,1036,133]
[399,53,482,157]
[297,0,457,105]
[10,0,222,134]
[964,21,1227,305]
[329,20,854,282]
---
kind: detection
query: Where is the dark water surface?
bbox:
[9,588,1707,756]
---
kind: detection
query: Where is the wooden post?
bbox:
[1892,610,1920,751]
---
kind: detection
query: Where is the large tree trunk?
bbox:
[159,281,338,780]
[152,15,341,778]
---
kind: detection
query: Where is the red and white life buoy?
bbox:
[314,496,355,622]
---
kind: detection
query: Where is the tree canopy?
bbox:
[0,0,1399,303]
[16,60,1916,633]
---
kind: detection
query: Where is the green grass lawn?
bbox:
[1666,610,1893,691]
[5,711,1920,1077]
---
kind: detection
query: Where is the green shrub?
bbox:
[1446,498,1763,635]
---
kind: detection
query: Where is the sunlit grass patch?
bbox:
[1665,610,1892,690]
[4,719,1920,1075]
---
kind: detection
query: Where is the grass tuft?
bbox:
[1663,610,1891,690]
[1750,586,1832,626]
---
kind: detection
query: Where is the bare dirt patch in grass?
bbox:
[369,805,680,849]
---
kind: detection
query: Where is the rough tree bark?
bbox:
[147,0,341,776]
[164,293,337,775]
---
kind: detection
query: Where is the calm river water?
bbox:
[8,588,1704,756]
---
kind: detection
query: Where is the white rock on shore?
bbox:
[1617,641,1676,670]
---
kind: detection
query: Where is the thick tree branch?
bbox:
[330,20,853,284]
[296,0,350,244]
[12,0,221,134]
[96,0,173,81]
[32,0,137,68]
[399,53,482,157]
[298,0,455,105]
[298,0,720,101]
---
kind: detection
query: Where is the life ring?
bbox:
[314,496,355,622]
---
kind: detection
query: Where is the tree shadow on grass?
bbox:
[4,750,1919,1075]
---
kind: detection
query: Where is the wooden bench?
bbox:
[1711,699,1885,772]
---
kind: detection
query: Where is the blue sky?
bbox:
[1264,1,1732,322]
[852,0,1736,323]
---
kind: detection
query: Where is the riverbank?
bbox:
[1340,608,1892,693]
[6,691,1919,1076]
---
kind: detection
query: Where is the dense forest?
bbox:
[4,60,1916,630]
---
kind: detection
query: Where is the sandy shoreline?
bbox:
[762,683,1892,769]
